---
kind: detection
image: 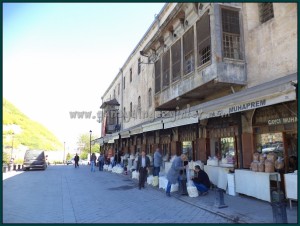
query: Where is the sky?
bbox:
[3,2,166,150]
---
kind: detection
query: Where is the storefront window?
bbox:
[220,137,235,159]
[256,132,284,157]
[182,141,193,161]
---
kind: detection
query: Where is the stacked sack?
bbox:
[103,164,109,171]
[186,180,199,197]
[152,176,159,186]
[258,154,266,172]
[265,152,277,173]
[275,156,284,170]
[250,152,260,171]
[131,170,139,180]
[112,165,124,174]
[147,175,153,185]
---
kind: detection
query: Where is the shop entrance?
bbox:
[284,132,298,173]
[220,137,236,164]
[182,141,193,161]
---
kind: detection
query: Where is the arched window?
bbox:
[148,88,152,107]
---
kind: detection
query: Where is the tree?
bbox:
[77,133,100,160]
[66,153,71,160]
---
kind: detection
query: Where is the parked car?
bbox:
[23,150,47,171]
[66,160,73,165]
[80,160,89,165]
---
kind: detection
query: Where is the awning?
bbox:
[164,116,198,129]
[95,137,104,146]
[120,130,130,138]
[103,136,111,143]
[142,120,163,132]
[111,132,119,140]
[108,139,115,144]
[195,74,297,120]
[130,126,143,135]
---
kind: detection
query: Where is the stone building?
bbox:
[98,3,297,176]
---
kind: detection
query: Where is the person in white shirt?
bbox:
[136,150,150,189]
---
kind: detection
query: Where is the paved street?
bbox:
[3,165,232,223]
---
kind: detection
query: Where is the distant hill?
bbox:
[3,99,63,151]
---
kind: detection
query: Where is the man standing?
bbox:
[165,153,187,197]
[98,153,104,171]
[136,150,150,190]
[74,153,80,168]
[90,153,96,172]
[153,148,163,176]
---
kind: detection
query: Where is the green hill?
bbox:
[3,98,63,151]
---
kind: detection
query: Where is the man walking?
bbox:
[136,150,150,190]
[74,153,80,168]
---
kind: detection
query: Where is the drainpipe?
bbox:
[120,68,124,130]
[237,112,243,169]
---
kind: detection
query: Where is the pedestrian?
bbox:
[98,153,104,171]
[191,165,210,195]
[165,153,187,197]
[136,150,150,190]
[90,153,96,172]
[74,153,80,168]
[153,148,163,176]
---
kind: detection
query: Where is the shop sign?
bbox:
[228,100,266,114]
[268,117,298,125]
[201,99,267,119]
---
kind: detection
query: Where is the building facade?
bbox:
[98,3,297,175]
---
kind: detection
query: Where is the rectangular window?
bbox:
[183,27,195,75]
[196,12,211,67]
[138,58,141,75]
[222,8,242,60]
[171,39,181,82]
[118,83,120,95]
[162,50,170,89]
[123,77,125,89]
[130,68,132,82]
[155,59,161,94]
[259,3,274,23]
[148,88,152,107]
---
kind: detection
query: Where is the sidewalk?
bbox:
[121,172,298,224]
[3,169,298,223]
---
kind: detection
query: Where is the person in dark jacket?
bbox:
[136,150,150,190]
[192,165,210,195]
[74,153,80,168]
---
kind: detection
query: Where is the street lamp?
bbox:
[10,132,14,163]
[89,130,92,157]
[63,142,66,164]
